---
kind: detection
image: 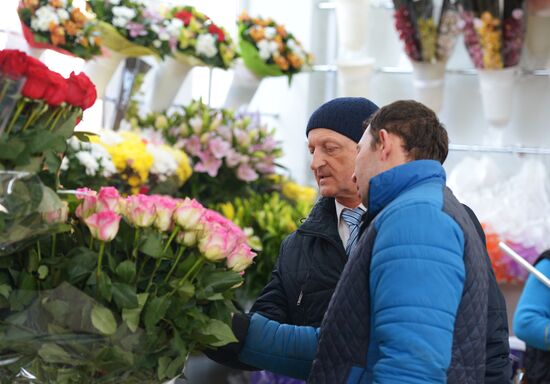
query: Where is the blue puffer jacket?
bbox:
[239,160,492,383]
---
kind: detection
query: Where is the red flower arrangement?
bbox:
[0,49,97,181]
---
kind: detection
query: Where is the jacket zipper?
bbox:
[297,290,304,306]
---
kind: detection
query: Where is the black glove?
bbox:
[203,312,259,371]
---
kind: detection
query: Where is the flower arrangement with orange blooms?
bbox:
[460,0,525,69]
[18,0,102,59]
[237,12,313,81]
[167,6,237,69]
[483,224,540,284]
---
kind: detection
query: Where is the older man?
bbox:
[234,100,511,384]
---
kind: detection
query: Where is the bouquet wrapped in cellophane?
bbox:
[0,187,256,383]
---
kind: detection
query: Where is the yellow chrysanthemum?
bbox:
[161,145,193,184]
[282,181,317,205]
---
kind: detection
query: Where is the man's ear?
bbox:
[378,129,392,160]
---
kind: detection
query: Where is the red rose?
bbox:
[21,64,51,100]
[208,24,225,42]
[65,71,97,110]
[0,49,29,79]
[174,10,193,26]
[24,55,47,75]
[43,71,68,106]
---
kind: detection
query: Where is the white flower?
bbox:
[113,17,128,28]
[153,40,162,48]
[68,136,81,151]
[31,6,59,32]
[195,34,218,58]
[167,18,183,36]
[75,151,100,176]
[189,116,203,134]
[56,9,70,21]
[112,6,136,20]
[60,157,70,171]
[99,130,124,146]
[257,39,272,60]
[109,0,121,4]
[147,144,179,181]
[158,31,170,41]
[264,27,277,40]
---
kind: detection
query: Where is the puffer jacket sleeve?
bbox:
[369,202,465,384]
[513,258,550,350]
[249,237,292,323]
[239,313,319,380]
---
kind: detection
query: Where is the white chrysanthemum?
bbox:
[89,143,116,177]
[99,130,124,146]
[147,144,178,181]
[153,40,162,48]
[113,17,128,28]
[257,39,272,60]
[158,30,170,41]
[166,18,183,37]
[264,27,277,40]
[109,0,121,5]
[56,8,70,21]
[112,6,136,20]
[195,34,218,58]
[75,151,99,176]
[31,6,59,32]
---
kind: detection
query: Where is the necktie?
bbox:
[341,207,365,256]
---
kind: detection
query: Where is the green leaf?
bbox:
[112,282,138,309]
[166,354,187,379]
[239,38,285,78]
[0,284,12,299]
[42,299,70,323]
[53,109,80,138]
[115,260,136,284]
[98,273,112,302]
[144,295,171,331]
[0,138,25,160]
[38,343,76,364]
[139,230,164,258]
[201,270,243,294]
[122,293,148,333]
[174,280,195,302]
[73,131,97,142]
[198,319,238,347]
[66,247,97,285]
[157,356,171,380]
[91,305,117,335]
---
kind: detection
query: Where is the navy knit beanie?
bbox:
[306,97,379,143]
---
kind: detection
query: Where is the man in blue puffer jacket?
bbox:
[237,100,503,383]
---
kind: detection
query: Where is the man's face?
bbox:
[353,126,381,205]
[308,128,359,206]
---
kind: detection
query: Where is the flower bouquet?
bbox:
[0,49,96,187]
[60,129,193,195]
[134,99,283,204]
[18,0,102,60]
[149,6,238,112]
[217,184,315,300]
[85,0,176,97]
[393,0,462,112]
[226,12,313,108]
[461,0,525,129]
[0,187,255,382]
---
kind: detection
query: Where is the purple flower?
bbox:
[208,137,231,159]
[195,151,222,177]
[256,157,276,174]
[143,9,163,23]
[127,22,147,38]
[182,136,202,156]
[225,149,242,167]
[237,163,259,182]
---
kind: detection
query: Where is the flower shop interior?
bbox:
[1,0,550,383]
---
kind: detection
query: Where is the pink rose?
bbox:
[43,201,69,225]
[84,210,121,242]
[176,230,198,247]
[152,195,178,232]
[75,188,98,219]
[198,225,238,262]
[125,194,157,227]
[226,243,256,272]
[174,198,205,230]
[97,187,121,213]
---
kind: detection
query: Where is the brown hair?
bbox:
[365,100,449,164]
